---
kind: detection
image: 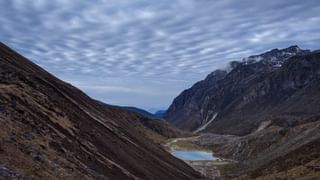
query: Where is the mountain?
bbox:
[154,110,166,118]
[165,69,228,131]
[165,45,319,135]
[164,45,320,178]
[96,101,190,142]
[96,102,159,119]
[0,42,201,180]
[147,108,166,114]
[122,106,158,119]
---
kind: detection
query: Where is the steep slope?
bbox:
[122,106,158,119]
[165,69,228,130]
[154,110,166,118]
[165,46,319,135]
[97,100,159,119]
[108,104,159,119]
[97,101,191,143]
[0,42,201,180]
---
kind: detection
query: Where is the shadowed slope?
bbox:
[0,42,201,180]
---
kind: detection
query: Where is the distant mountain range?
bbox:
[0,42,200,180]
[123,107,166,119]
[96,102,166,119]
[97,103,158,119]
[166,45,320,135]
[147,108,163,114]
[154,110,166,118]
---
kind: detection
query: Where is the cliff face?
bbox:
[166,46,320,135]
[0,42,201,180]
[165,69,228,131]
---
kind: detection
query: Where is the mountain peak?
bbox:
[268,45,301,53]
[281,45,303,53]
[263,45,309,57]
[242,45,310,68]
[205,69,227,81]
[287,44,300,49]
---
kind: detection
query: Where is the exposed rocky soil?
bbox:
[180,120,320,179]
[165,120,320,179]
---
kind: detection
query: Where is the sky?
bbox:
[1,0,320,111]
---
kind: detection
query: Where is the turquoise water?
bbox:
[171,150,216,161]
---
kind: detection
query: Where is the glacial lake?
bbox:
[171,150,216,161]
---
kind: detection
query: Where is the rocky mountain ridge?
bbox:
[165,46,320,135]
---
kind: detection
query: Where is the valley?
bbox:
[2,0,320,179]
[0,43,319,179]
[164,120,320,179]
[165,136,230,179]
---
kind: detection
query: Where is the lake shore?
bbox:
[164,136,233,179]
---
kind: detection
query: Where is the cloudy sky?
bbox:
[1,0,320,111]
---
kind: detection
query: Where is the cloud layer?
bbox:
[1,0,320,109]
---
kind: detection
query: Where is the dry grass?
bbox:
[170,140,208,151]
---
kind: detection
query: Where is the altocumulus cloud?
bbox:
[1,0,320,109]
